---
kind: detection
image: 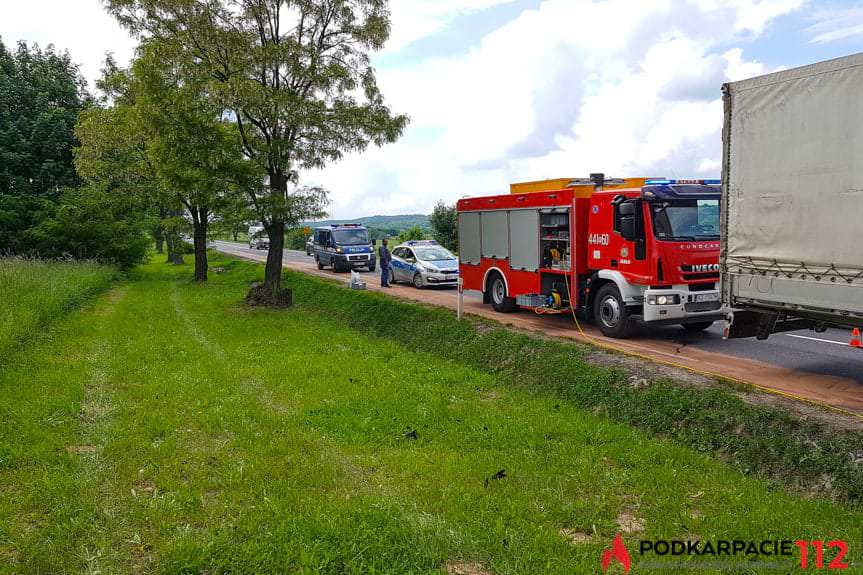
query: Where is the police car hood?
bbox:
[420,258,459,270]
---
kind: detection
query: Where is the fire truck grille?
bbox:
[684,301,722,313]
[682,272,720,281]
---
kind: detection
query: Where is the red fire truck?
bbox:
[456,176,725,338]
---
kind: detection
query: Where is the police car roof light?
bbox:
[406,240,439,246]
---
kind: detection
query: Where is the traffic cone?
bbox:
[850,328,863,349]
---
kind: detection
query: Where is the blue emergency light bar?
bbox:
[645,179,721,186]
[405,240,439,246]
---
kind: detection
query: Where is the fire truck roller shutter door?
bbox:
[509,209,540,271]
[458,212,481,265]
[481,211,509,259]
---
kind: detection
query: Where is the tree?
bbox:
[29,182,151,269]
[106,0,408,305]
[430,200,457,253]
[131,41,253,281]
[396,224,425,244]
[0,38,89,252]
[212,194,255,241]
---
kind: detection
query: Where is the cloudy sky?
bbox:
[2,1,862,219]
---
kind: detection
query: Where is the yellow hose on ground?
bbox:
[560,272,863,421]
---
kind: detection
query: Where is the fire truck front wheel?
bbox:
[593,283,636,338]
[488,273,517,313]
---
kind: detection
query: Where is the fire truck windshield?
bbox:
[650,198,719,241]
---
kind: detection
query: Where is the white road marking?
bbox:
[785,334,850,347]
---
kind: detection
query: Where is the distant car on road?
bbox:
[390,240,458,288]
[249,229,269,250]
[305,235,314,255]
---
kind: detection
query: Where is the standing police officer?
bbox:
[378,238,392,288]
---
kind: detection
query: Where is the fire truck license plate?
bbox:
[694,293,720,303]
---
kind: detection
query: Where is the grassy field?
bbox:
[0,257,117,360]
[0,254,860,574]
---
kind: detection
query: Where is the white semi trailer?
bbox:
[721,52,863,340]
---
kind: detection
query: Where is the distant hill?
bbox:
[303,214,430,231]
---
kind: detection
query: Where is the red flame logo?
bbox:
[602,533,632,573]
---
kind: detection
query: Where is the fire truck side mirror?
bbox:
[616,201,640,241]
[619,216,637,240]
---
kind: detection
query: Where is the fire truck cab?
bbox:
[456,178,725,338]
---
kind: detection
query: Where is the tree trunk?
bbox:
[246,171,292,307]
[154,225,164,253]
[192,207,209,282]
[262,170,287,295]
[264,219,284,292]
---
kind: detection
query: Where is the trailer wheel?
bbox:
[682,321,713,332]
[488,272,516,313]
[593,283,635,338]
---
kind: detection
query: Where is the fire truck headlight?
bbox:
[648,294,680,305]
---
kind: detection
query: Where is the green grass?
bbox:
[0,254,860,574]
[0,257,118,360]
[289,269,863,504]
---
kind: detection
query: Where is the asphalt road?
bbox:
[215,241,863,388]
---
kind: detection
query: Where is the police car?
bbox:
[389,240,459,288]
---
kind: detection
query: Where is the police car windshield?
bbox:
[414,246,455,261]
[651,199,719,240]
[332,229,369,245]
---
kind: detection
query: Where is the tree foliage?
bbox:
[106,0,408,302]
[0,38,88,252]
[29,183,151,269]
[396,224,425,244]
[132,41,254,281]
[430,200,457,253]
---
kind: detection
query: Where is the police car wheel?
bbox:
[593,283,635,338]
[413,273,424,289]
[316,257,323,270]
[389,267,397,283]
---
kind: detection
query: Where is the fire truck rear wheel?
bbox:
[488,273,516,313]
[593,283,635,338]
[682,321,713,332]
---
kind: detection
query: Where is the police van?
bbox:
[313,224,376,272]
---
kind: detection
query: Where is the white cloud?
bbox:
[311,0,800,218]
[0,0,806,220]
[806,6,863,44]
[385,0,517,53]
[0,0,137,89]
